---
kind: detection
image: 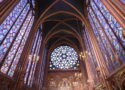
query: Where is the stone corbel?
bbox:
[108,65,125,89]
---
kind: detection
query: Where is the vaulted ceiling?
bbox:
[35,0,88,52]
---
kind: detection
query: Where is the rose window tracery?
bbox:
[50,46,79,70]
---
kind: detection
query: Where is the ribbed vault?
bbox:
[36,0,87,51]
[35,0,88,72]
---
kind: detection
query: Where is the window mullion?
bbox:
[90,16,120,68]
[24,30,39,84]
[84,30,97,69]
[29,34,42,87]
[6,15,33,75]
[11,16,34,78]
[0,2,28,45]
[26,32,40,85]
[84,30,100,84]
[91,3,118,51]
[93,0,125,50]
[89,13,114,72]
[27,34,40,86]
[90,6,117,55]
[89,13,115,70]
[0,9,30,69]
[31,34,42,84]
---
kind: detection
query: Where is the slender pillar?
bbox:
[81,30,97,89]
[83,17,112,89]
[101,0,125,29]
[0,0,19,24]
[89,6,122,66]
[12,17,38,90]
[110,0,125,13]
[79,58,88,84]
[32,40,45,90]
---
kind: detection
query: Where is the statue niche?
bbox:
[58,78,72,90]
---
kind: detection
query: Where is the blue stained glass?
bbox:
[91,2,122,52]
[28,36,42,87]
[94,0,125,45]
[0,11,33,75]
[120,0,125,4]
[89,8,113,56]
[88,13,116,70]
[24,31,42,87]
[25,31,39,82]
[28,37,42,86]
[0,4,30,62]
[84,29,98,67]
[32,0,35,8]
[0,0,35,78]
[8,16,34,77]
[0,0,27,42]
[50,46,79,70]
[94,0,125,62]
[89,0,125,67]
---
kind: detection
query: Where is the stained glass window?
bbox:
[0,0,27,43]
[94,0,125,45]
[0,0,35,77]
[83,29,100,84]
[120,0,125,4]
[32,0,35,8]
[88,0,125,71]
[88,12,116,71]
[24,29,42,87]
[50,46,79,70]
[84,29,98,68]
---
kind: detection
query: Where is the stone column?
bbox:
[83,17,112,90]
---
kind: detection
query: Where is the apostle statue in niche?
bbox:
[49,78,56,87]
[58,78,72,90]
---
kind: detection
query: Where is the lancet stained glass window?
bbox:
[24,29,42,87]
[121,0,125,4]
[32,0,35,8]
[88,0,125,71]
[0,0,35,77]
[83,29,100,84]
[83,29,98,68]
[50,46,79,70]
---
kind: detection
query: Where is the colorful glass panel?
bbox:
[32,0,35,8]
[88,12,116,70]
[8,16,34,77]
[120,0,125,4]
[94,0,125,45]
[0,0,27,42]
[50,46,79,70]
[0,0,35,77]
[24,30,42,87]
[1,12,34,76]
[88,0,125,71]
[0,4,30,62]
[90,0,125,63]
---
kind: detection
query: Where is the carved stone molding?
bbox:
[95,83,106,90]
[108,65,125,90]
